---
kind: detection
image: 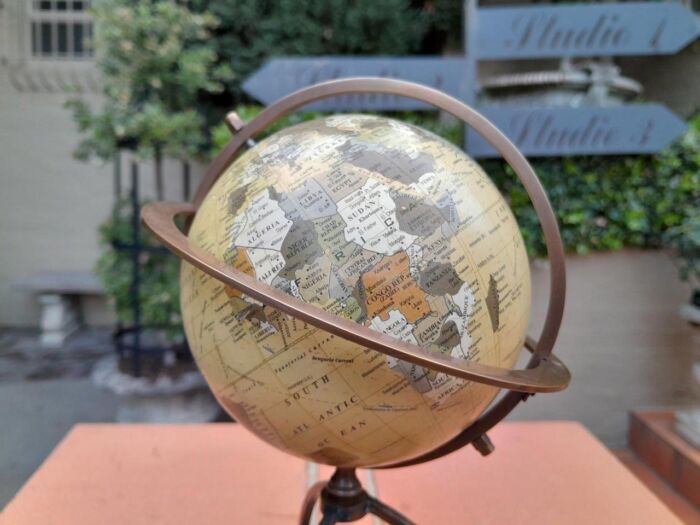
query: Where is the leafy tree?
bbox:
[190,0,430,108]
[96,198,183,336]
[67,0,232,350]
[66,0,231,197]
[660,115,700,285]
[421,0,464,53]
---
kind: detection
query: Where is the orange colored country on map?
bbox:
[362,251,430,323]
[225,249,255,298]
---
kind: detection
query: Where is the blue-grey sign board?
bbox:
[242,57,468,110]
[467,104,687,158]
[476,2,700,59]
[242,2,693,156]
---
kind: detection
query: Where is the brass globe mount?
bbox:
[141,78,571,525]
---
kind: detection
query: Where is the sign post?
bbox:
[476,2,700,59]
[242,57,469,111]
[468,104,688,157]
[242,1,699,157]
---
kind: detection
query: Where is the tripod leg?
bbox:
[367,496,416,525]
[298,481,326,525]
[318,513,339,525]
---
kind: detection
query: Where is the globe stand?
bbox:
[141,78,573,525]
[300,435,495,525]
[299,468,414,525]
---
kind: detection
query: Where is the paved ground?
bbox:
[0,330,118,507]
[0,250,698,509]
[0,377,118,507]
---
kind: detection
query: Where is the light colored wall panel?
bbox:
[0,73,114,326]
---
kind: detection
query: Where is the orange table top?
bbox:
[1,421,681,524]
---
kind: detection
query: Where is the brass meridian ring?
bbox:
[141,77,571,464]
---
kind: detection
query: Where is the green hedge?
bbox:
[486,153,696,257]
[96,199,183,335]
[486,116,699,284]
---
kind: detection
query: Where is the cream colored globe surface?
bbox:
[181,114,531,468]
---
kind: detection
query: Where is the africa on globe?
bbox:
[180,114,531,468]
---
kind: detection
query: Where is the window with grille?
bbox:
[29,1,93,60]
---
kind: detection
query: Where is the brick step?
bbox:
[629,410,700,508]
[614,449,700,524]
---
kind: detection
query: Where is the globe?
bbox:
[180,114,531,468]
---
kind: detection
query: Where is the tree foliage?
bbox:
[96,199,182,335]
[66,0,231,161]
[486,114,700,283]
[190,0,431,107]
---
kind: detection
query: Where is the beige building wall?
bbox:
[0,71,114,327]
[0,0,204,328]
[0,0,111,328]
[0,65,203,328]
[0,0,106,327]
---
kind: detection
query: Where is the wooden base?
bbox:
[299,469,414,524]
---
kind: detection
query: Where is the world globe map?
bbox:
[180,114,531,468]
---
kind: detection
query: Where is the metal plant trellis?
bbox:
[111,153,192,377]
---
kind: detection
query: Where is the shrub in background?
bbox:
[96,199,182,338]
[190,0,431,108]
[486,115,700,268]
[665,215,700,286]
[421,0,464,53]
[659,116,700,286]
[67,0,232,197]
[69,0,232,342]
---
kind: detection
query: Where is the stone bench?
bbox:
[14,271,105,347]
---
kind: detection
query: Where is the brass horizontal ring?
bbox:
[142,78,571,464]
[142,201,570,394]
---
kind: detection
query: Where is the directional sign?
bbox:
[477,2,700,59]
[467,104,687,158]
[242,1,693,156]
[242,57,468,111]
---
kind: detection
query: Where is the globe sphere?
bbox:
[181,114,531,467]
